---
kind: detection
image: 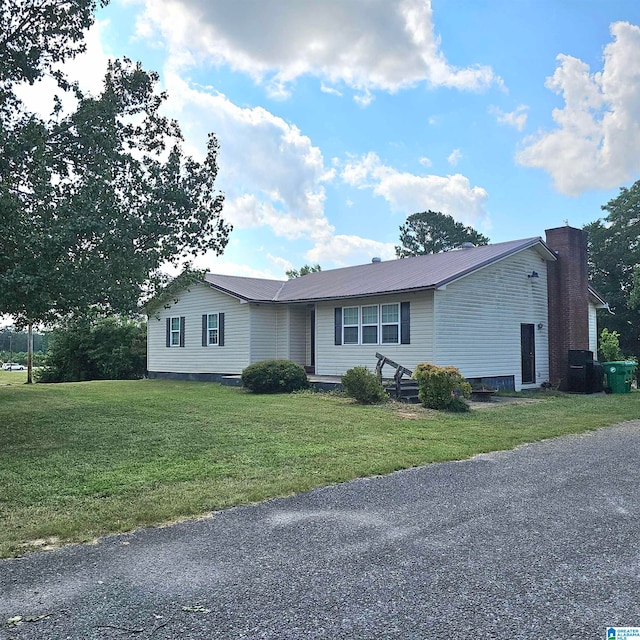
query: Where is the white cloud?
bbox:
[490,104,529,131]
[134,0,500,100]
[266,254,294,274]
[320,83,342,97]
[517,21,640,195]
[341,153,489,225]
[447,148,462,167]
[14,20,111,116]
[419,156,433,167]
[161,73,402,267]
[354,89,374,107]
[306,234,396,266]
[162,72,334,240]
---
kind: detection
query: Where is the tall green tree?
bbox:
[0,2,231,381]
[286,264,322,279]
[395,210,489,257]
[585,181,640,359]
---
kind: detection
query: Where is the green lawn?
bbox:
[1,379,638,558]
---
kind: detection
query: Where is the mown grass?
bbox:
[0,369,28,385]
[1,379,638,557]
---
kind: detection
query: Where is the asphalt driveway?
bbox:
[2,420,640,639]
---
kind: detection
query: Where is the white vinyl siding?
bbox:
[315,292,433,376]
[588,302,598,356]
[147,283,249,374]
[250,304,279,362]
[288,306,307,366]
[433,248,550,390]
[249,304,306,365]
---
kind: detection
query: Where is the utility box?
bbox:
[568,349,595,393]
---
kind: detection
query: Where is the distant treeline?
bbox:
[0,329,49,354]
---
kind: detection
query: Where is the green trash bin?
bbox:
[602,361,637,393]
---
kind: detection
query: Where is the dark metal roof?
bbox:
[204,237,556,303]
[203,274,285,301]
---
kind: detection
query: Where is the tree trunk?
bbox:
[27,323,33,384]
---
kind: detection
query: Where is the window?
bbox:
[362,305,378,344]
[202,313,225,347]
[381,304,399,344]
[166,316,186,348]
[207,313,218,345]
[334,302,407,346]
[343,307,359,344]
[170,317,181,346]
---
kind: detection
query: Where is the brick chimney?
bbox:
[545,226,590,389]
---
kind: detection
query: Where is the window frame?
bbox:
[381,303,400,345]
[207,313,219,346]
[169,316,181,347]
[361,304,379,345]
[342,306,359,345]
[338,303,402,346]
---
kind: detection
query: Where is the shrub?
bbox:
[341,366,388,404]
[598,328,624,362]
[413,362,471,411]
[37,317,146,383]
[241,360,309,394]
[444,394,471,413]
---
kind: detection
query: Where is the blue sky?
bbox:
[51,0,640,278]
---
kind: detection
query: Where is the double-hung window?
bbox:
[202,313,225,347]
[343,307,359,344]
[206,313,219,345]
[170,317,181,346]
[381,304,400,344]
[361,305,379,344]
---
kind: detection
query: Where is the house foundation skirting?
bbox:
[146,371,342,392]
[147,371,235,383]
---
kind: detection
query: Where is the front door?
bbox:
[521,324,535,384]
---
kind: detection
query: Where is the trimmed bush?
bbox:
[413,362,471,411]
[241,360,309,394]
[341,366,388,404]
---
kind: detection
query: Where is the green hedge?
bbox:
[241,360,309,394]
[341,366,388,404]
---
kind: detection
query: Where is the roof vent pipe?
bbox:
[461,242,476,249]
[372,257,382,263]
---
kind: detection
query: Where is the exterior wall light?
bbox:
[528,271,539,279]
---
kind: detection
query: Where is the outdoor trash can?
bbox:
[602,361,637,393]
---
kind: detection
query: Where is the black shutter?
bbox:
[202,314,208,346]
[219,313,225,346]
[400,302,410,344]
[179,317,186,347]
[334,307,342,345]
[166,318,171,347]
